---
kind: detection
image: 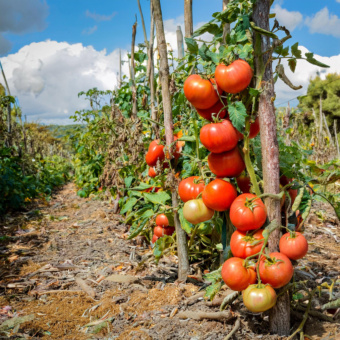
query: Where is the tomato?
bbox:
[195,99,227,121]
[154,226,165,238]
[215,60,253,94]
[155,214,169,227]
[235,117,260,140]
[163,226,175,236]
[230,194,267,231]
[143,186,161,193]
[221,257,256,291]
[236,175,251,193]
[208,147,245,178]
[200,120,238,154]
[279,232,308,260]
[230,230,264,259]
[259,252,294,288]
[148,167,157,178]
[151,234,159,244]
[178,176,205,202]
[145,140,165,166]
[183,198,214,225]
[242,284,277,313]
[202,179,237,211]
[280,175,298,206]
[184,75,222,109]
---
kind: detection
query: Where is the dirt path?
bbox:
[0,183,339,339]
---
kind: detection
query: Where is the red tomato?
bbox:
[208,147,245,178]
[235,117,260,140]
[143,186,161,193]
[230,193,267,231]
[279,232,308,260]
[184,75,222,109]
[151,234,159,243]
[163,226,175,236]
[200,120,238,154]
[154,226,165,238]
[202,179,237,211]
[280,175,298,206]
[221,257,256,291]
[215,60,253,94]
[155,214,169,227]
[230,230,264,258]
[259,252,294,288]
[195,99,227,121]
[145,140,165,166]
[236,175,251,193]
[242,284,277,313]
[178,176,205,202]
[183,198,214,225]
[148,167,157,178]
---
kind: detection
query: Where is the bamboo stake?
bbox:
[222,0,230,44]
[137,0,148,47]
[322,111,334,146]
[176,26,185,59]
[152,0,190,281]
[131,20,138,118]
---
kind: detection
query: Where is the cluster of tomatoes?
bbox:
[151,213,175,244]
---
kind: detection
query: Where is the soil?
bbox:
[0,183,339,339]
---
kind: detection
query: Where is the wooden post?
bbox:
[334,120,340,156]
[322,111,334,146]
[184,0,193,38]
[176,26,185,58]
[253,0,290,336]
[222,0,230,44]
[131,20,138,118]
[137,0,148,46]
[152,0,190,281]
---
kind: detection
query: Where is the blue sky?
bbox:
[1,0,340,123]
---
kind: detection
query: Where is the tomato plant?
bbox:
[202,179,237,211]
[279,232,308,260]
[221,257,256,291]
[230,194,267,231]
[200,120,238,153]
[259,252,294,288]
[183,198,214,225]
[230,229,264,259]
[178,176,205,202]
[242,284,277,313]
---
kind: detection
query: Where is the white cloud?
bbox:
[275,46,340,106]
[85,10,117,22]
[82,25,98,35]
[0,0,48,55]
[305,7,340,37]
[272,4,303,31]
[1,40,129,124]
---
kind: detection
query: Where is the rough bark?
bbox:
[176,26,185,59]
[184,0,193,38]
[222,0,230,44]
[253,0,290,336]
[152,0,190,281]
[130,21,138,118]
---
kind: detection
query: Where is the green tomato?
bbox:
[242,284,277,313]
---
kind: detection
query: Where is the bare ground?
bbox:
[0,183,339,339]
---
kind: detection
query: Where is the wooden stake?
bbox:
[334,120,340,156]
[152,0,189,281]
[176,26,184,58]
[222,0,230,44]
[184,0,193,38]
[131,20,138,118]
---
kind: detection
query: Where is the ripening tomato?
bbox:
[200,120,238,154]
[230,230,264,259]
[235,117,260,140]
[151,234,159,244]
[280,175,298,206]
[242,284,277,313]
[183,198,214,225]
[154,226,166,238]
[230,194,267,231]
[145,140,165,166]
[155,214,169,227]
[208,147,245,178]
[279,232,308,260]
[215,60,253,94]
[236,175,251,193]
[195,99,227,121]
[221,257,256,291]
[178,176,205,202]
[184,75,222,109]
[259,252,294,288]
[163,226,175,236]
[202,179,237,211]
[148,167,157,178]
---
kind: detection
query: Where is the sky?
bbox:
[1,0,340,124]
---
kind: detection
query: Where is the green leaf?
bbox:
[193,21,221,38]
[281,46,289,57]
[178,207,193,233]
[153,235,174,263]
[177,135,196,142]
[124,176,134,188]
[204,267,222,283]
[292,293,304,300]
[140,209,155,219]
[205,281,222,301]
[322,298,340,310]
[128,218,149,239]
[121,197,138,214]
[228,101,247,132]
[292,188,304,212]
[250,22,278,39]
[206,50,220,64]
[130,183,154,191]
[198,43,210,61]
[185,37,198,55]
[288,58,297,73]
[143,191,171,205]
[305,52,329,68]
[291,42,302,58]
